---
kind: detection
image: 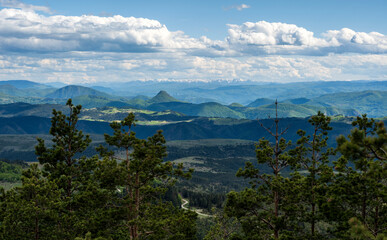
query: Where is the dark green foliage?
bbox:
[32,99,111,239]
[348,217,387,240]
[0,159,25,182]
[203,210,241,240]
[225,102,299,239]
[0,100,198,239]
[181,189,226,211]
[0,164,61,240]
[97,112,197,239]
[330,115,387,238]
[223,111,386,239]
[289,111,336,239]
[35,99,92,195]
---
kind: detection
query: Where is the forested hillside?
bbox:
[0,100,385,239]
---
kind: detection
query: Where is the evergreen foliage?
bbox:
[0,99,197,239]
[0,100,386,239]
[289,111,336,239]
[222,111,386,239]
[96,112,197,239]
[329,115,387,238]
[225,101,300,239]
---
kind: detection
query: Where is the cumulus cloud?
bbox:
[0,8,205,53]
[225,21,387,55]
[0,8,386,56]
[0,0,51,13]
[0,7,386,83]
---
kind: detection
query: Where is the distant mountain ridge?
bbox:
[45,85,109,99]
[0,80,50,89]
[0,80,386,118]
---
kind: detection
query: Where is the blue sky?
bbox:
[0,0,386,84]
[20,0,387,39]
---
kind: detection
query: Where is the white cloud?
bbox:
[0,0,51,13]
[0,53,386,84]
[0,8,205,53]
[0,8,386,83]
[228,4,250,11]
[225,21,387,55]
[0,8,386,56]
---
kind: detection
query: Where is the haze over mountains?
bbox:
[0,80,386,119]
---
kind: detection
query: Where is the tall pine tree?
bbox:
[290,111,335,239]
[97,113,197,239]
[330,115,386,238]
[225,101,299,239]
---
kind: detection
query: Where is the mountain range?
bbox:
[0,80,386,118]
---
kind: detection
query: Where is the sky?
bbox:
[0,0,386,84]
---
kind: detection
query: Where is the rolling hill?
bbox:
[307,90,387,117]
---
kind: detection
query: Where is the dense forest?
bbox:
[0,100,386,239]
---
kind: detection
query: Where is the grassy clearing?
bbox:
[173,157,205,164]
[0,181,21,191]
[100,107,154,115]
[136,119,193,126]
[167,138,255,149]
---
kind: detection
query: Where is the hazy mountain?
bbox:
[70,95,131,109]
[83,80,387,104]
[90,86,115,94]
[247,98,275,107]
[308,90,387,117]
[149,90,181,103]
[46,85,109,99]
[282,98,310,105]
[0,85,28,97]
[0,80,50,89]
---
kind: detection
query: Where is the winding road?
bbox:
[181,198,213,217]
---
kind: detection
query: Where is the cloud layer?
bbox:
[0,8,204,53]
[0,8,386,56]
[0,7,386,83]
[0,0,51,13]
[226,21,387,55]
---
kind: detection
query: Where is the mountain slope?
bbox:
[247,98,275,107]
[149,90,181,103]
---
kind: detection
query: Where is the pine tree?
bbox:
[289,111,335,239]
[225,101,299,239]
[331,115,386,238]
[97,112,196,239]
[34,99,109,239]
[0,164,61,240]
